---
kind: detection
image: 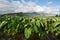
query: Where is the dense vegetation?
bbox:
[0,15,60,40]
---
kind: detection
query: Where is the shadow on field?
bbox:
[0,32,60,40]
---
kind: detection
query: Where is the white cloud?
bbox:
[15,2,44,12]
[50,7,60,14]
[0,0,21,14]
[33,6,44,12]
[0,0,60,15]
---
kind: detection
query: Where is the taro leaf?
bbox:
[56,31,60,36]
[53,27,60,31]
[31,19,35,23]
[16,24,20,33]
[24,27,32,39]
[33,24,39,33]
[36,20,40,27]
[0,21,7,29]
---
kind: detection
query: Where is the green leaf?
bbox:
[0,21,7,29]
[16,24,20,33]
[36,20,40,27]
[33,24,39,33]
[24,27,32,39]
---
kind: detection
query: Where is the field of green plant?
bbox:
[0,15,60,40]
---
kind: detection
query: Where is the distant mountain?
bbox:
[0,12,56,16]
[3,12,44,16]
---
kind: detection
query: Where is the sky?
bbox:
[0,0,60,15]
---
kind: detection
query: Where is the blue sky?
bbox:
[8,0,60,6]
[0,0,60,14]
